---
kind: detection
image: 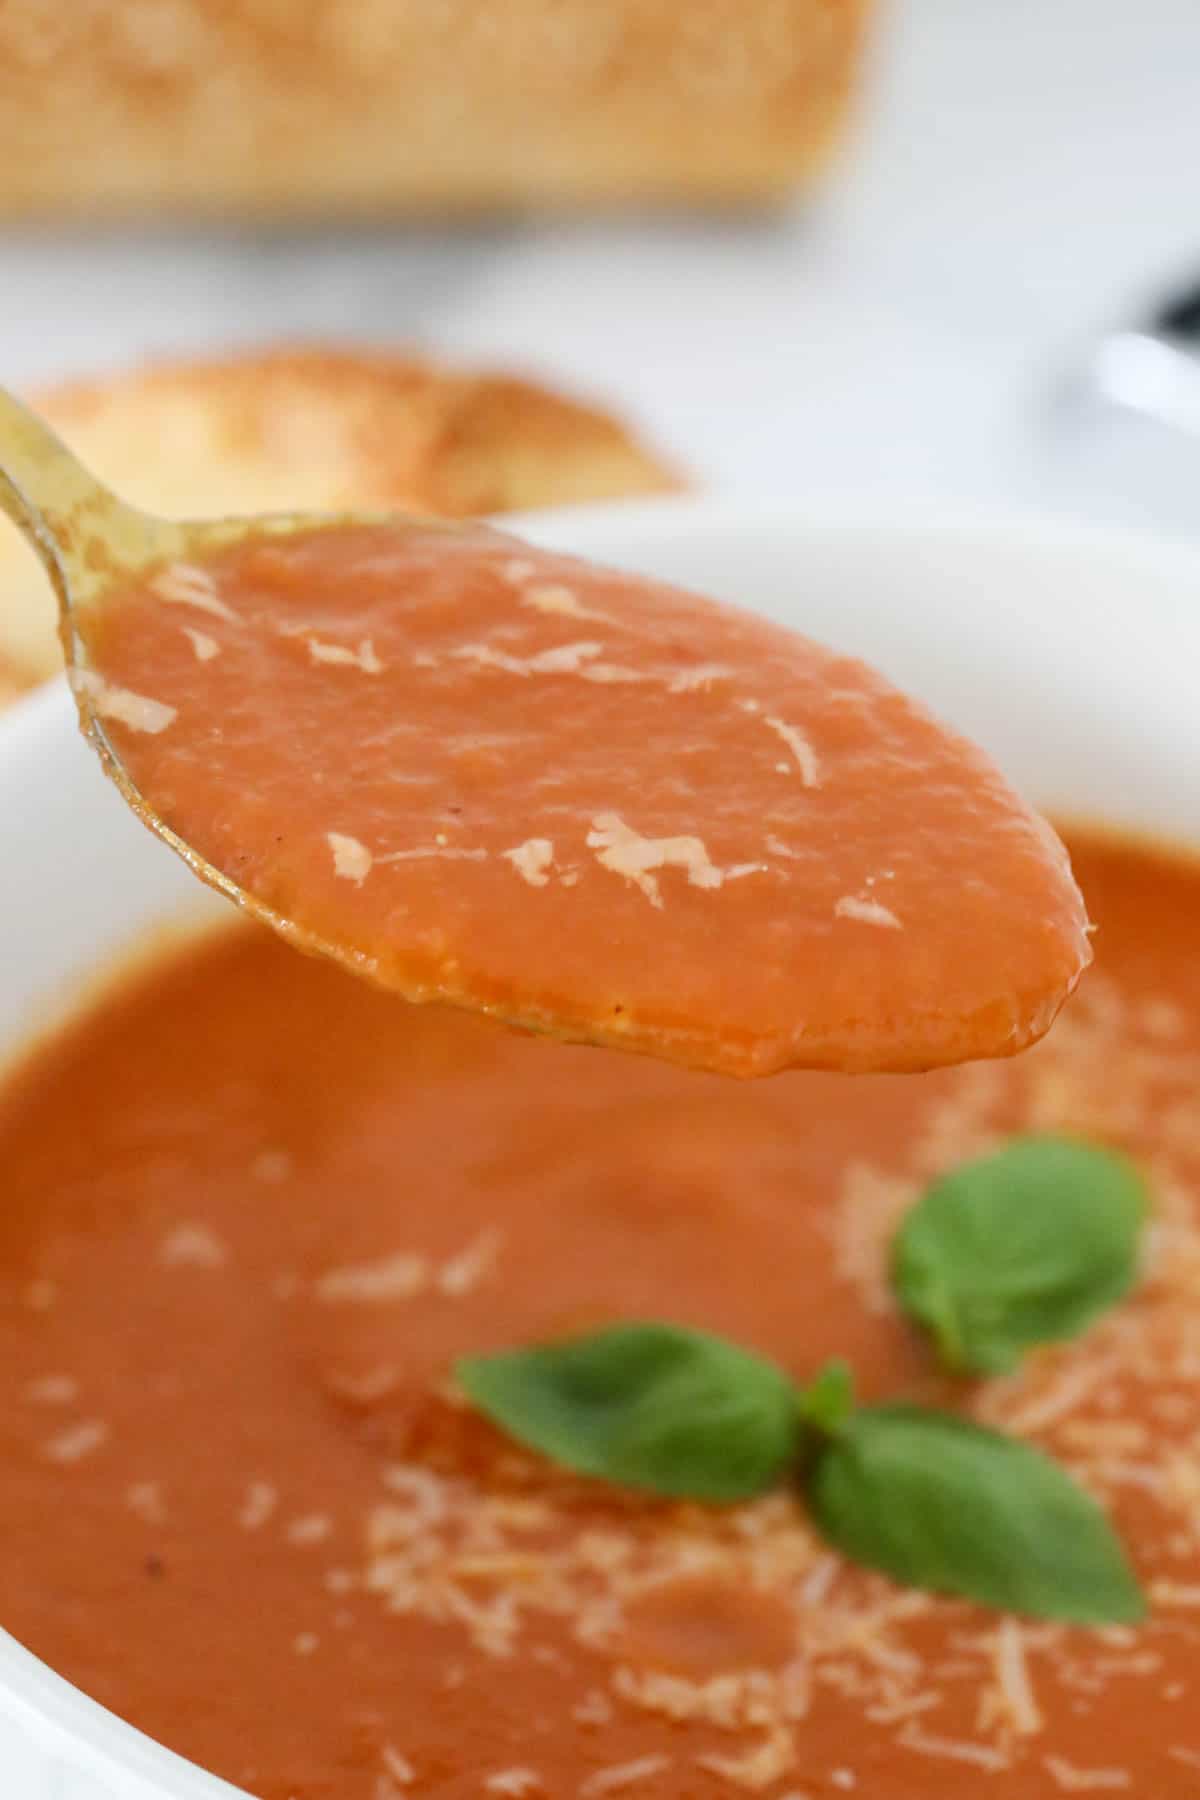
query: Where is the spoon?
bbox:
[0,383,1092,1079]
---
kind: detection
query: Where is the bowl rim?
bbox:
[2,493,1200,1800]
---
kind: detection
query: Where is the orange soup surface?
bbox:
[78,523,1089,1075]
[0,828,1198,1797]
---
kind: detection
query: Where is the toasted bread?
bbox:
[0,347,679,699]
[0,2,869,215]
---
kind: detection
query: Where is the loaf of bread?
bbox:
[0,347,679,699]
[0,2,868,215]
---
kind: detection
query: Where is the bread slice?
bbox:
[0,2,870,215]
[0,347,679,698]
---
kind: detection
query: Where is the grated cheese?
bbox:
[327,831,373,884]
[238,1480,278,1531]
[572,1690,614,1727]
[835,895,903,931]
[484,1770,543,1795]
[159,1222,228,1268]
[437,1229,504,1297]
[586,813,725,910]
[181,626,220,662]
[149,561,237,622]
[287,1514,333,1546]
[380,1746,414,1787]
[70,668,177,735]
[762,716,821,787]
[317,1250,428,1303]
[43,1420,108,1464]
[520,583,611,624]
[695,1723,795,1790]
[503,840,555,888]
[127,1481,168,1526]
[23,1375,78,1406]
[988,1619,1043,1736]
[452,639,604,677]
[376,845,487,864]
[669,664,733,693]
[306,635,384,674]
[579,1756,671,1795]
[897,1724,1009,1772]
[1044,1758,1132,1790]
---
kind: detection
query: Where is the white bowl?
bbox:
[1,498,1198,1798]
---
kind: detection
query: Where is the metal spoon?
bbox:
[0,382,1094,1080]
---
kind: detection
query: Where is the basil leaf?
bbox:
[457,1323,799,1501]
[795,1359,855,1435]
[809,1404,1145,1624]
[893,1136,1145,1375]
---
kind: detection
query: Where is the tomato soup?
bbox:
[0,827,1197,1797]
[76,524,1089,1076]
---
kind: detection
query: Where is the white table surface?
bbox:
[2,0,1199,537]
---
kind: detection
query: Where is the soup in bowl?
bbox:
[0,500,1198,1799]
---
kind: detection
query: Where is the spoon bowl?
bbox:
[0,385,1093,1079]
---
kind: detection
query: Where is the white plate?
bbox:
[1,498,1198,1798]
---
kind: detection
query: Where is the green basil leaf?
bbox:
[457,1323,798,1501]
[892,1136,1146,1375]
[808,1403,1145,1624]
[795,1359,856,1435]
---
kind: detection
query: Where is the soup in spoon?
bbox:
[78,520,1090,1076]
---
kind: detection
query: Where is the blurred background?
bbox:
[2,0,1200,546]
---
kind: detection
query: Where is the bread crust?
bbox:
[0,346,679,697]
[0,2,869,215]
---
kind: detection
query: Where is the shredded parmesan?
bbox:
[376,845,487,864]
[573,1690,614,1727]
[1044,1758,1131,1790]
[484,1770,542,1795]
[287,1514,333,1546]
[988,1619,1043,1736]
[835,895,903,930]
[669,663,733,693]
[579,1757,671,1796]
[380,1746,415,1786]
[306,635,384,674]
[438,1229,504,1297]
[520,583,610,624]
[149,561,237,622]
[763,716,821,787]
[43,1420,108,1464]
[70,668,177,735]
[453,639,604,677]
[503,840,555,888]
[159,1222,228,1268]
[24,1375,78,1406]
[896,1724,1008,1772]
[127,1481,168,1525]
[586,812,725,910]
[695,1724,795,1790]
[317,1251,429,1303]
[181,626,220,662]
[238,1480,278,1531]
[327,832,374,884]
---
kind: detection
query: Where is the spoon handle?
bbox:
[0,384,164,623]
[0,383,107,551]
